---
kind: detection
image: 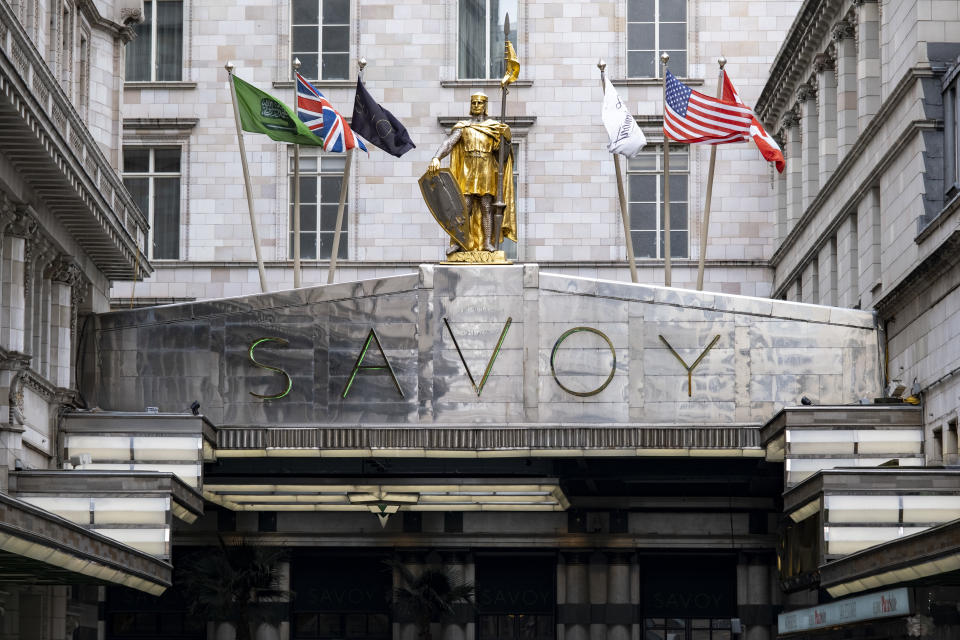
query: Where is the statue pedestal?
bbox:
[442,250,510,264]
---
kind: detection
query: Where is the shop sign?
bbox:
[777,587,911,634]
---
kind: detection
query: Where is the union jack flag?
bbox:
[296,72,367,153]
[663,69,752,145]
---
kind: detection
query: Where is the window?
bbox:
[627,0,686,78]
[479,615,553,640]
[643,618,733,640]
[627,145,688,259]
[290,154,349,260]
[123,147,181,260]
[291,0,349,80]
[458,0,518,80]
[125,0,183,81]
[945,71,960,194]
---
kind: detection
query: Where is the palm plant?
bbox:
[177,537,289,640]
[390,561,475,640]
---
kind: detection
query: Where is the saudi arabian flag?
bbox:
[232,75,324,146]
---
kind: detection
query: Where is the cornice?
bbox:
[755,0,847,126]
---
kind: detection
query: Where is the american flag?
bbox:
[663,69,752,145]
[296,72,367,153]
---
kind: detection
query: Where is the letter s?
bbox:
[248,337,292,400]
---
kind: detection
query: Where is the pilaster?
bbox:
[814,53,837,184]
[856,0,881,131]
[832,20,858,160]
[780,111,802,234]
[796,84,819,211]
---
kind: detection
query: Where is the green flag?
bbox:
[232,74,324,146]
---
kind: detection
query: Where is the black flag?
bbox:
[351,79,415,157]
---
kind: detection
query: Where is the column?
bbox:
[833,20,858,160]
[564,553,589,640]
[857,186,882,305]
[737,553,773,640]
[588,553,606,640]
[797,84,819,210]
[605,553,631,640]
[775,132,788,241]
[815,53,837,184]
[441,553,467,640]
[837,213,859,307]
[856,0,881,131]
[781,112,802,232]
[0,206,33,352]
[48,257,80,389]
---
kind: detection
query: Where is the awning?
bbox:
[0,493,171,595]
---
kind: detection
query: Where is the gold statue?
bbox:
[427,93,515,257]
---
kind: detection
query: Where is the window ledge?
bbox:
[611,77,704,87]
[272,80,354,90]
[916,189,960,244]
[440,79,534,89]
[123,118,199,131]
[124,81,197,90]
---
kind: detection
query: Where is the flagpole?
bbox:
[598,59,638,283]
[660,52,671,287]
[292,58,302,288]
[696,56,726,291]
[225,61,268,293]
[326,58,365,285]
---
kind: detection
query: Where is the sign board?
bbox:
[778,587,911,634]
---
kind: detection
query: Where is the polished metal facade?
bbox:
[91,265,882,428]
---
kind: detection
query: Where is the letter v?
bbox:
[443,317,512,396]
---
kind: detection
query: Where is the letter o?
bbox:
[550,327,616,397]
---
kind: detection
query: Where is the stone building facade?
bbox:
[109,0,803,304]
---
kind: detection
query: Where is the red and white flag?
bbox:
[721,70,785,173]
[663,69,753,145]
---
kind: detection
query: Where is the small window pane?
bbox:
[296,55,319,81]
[322,0,349,24]
[322,25,349,52]
[660,23,686,50]
[153,148,181,172]
[632,230,656,258]
[123,177,150,217]
[665,51,686,76]
[627,0,655,21]
[292,0,318,24]
[660,1,686,22]
[669,204,688,230]
[628,51,655,78]
[299,176,318,203]
[321,156,346,172]
[628,153,657,171]
[630,203,657,230]
[156,0,183,81]
[629,174,657,200]
[669,230,687,258]
[125,3,152,81]
[153,177,180,259]
[124,148,150,173]
[293,26,318,52]
[297,204,318,231]
[320,204,343,230]
[322,53,349,80]
[661,178,687,202]
[628,23,655,50]
[320,177,343,202]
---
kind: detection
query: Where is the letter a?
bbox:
[341,328,404,399]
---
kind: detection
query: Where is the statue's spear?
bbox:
[493,14,519,251]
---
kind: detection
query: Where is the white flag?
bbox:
[602,77,646,157]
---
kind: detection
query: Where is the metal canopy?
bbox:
[0,493,171,595]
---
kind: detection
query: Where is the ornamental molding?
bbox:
[796,83,817,103]
[49,256,83,287]
[832,19,855,41]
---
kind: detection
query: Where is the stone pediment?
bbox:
[93,265,880,430]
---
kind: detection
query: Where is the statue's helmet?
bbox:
[470,92,489,102]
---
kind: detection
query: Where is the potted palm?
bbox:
[178,538,289,640]
[390,561,475,640]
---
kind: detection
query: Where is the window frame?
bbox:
[626,144,689,260]
[289,0,350,81]
[125,0,184,82]
[456,0,519,81]
[944,65,960,196]
[288,151,350,261]
[122,146,183,261]
[626,0,687,79]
